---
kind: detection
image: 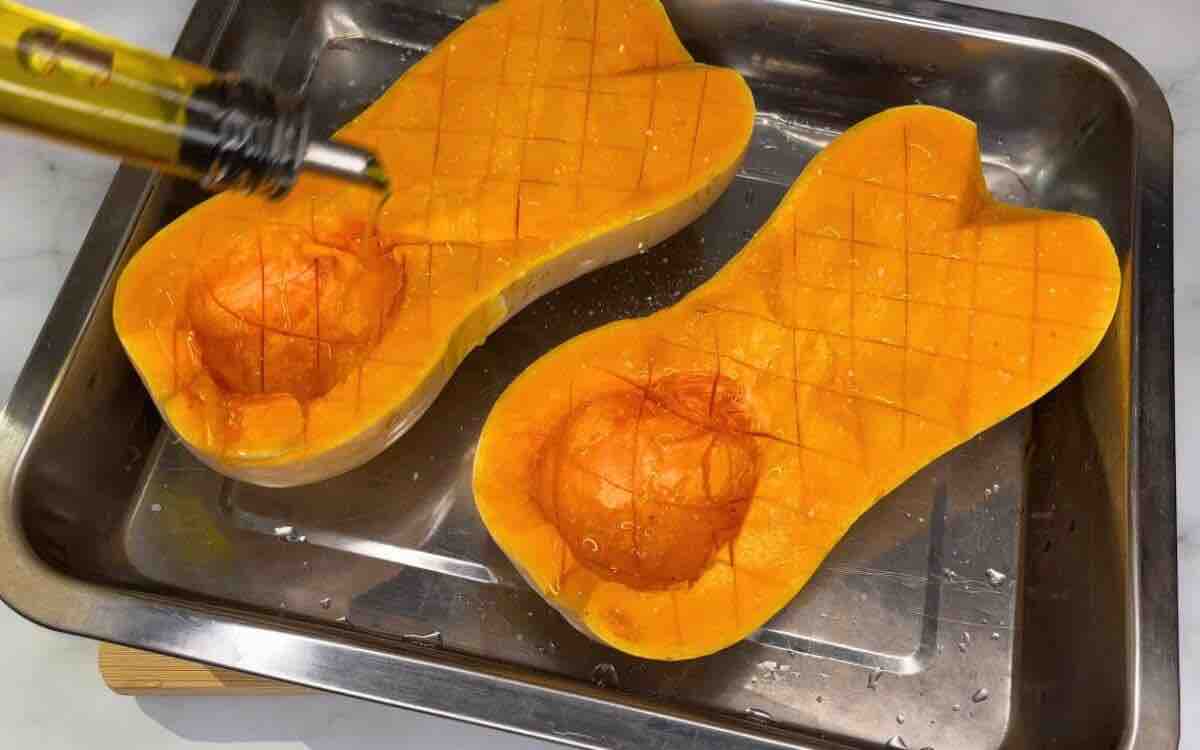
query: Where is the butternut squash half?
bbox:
[474,105,1121,660]
[114,0,755,486]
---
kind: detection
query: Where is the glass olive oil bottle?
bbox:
[0,0,386,197]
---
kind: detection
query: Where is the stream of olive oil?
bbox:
[368,187,393,250]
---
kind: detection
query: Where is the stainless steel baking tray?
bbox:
[0,0,1177,748]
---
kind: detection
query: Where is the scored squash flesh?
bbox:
[473,105,1121,660]
[114,0,756,486]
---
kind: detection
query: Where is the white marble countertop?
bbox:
[0,0,1195,748]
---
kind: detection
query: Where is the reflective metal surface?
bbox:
[0,1,1176,748]
[300,139,389,191]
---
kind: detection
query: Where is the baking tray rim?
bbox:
[0,0,1177,748]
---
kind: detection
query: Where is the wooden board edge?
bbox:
[98,643,312,695]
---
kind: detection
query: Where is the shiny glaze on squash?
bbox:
[474,106,1121,660]
[114,0,755,486]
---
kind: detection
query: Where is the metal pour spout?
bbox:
[301,140,390,192]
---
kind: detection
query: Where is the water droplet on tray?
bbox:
[868,668,883,690]
[745,707,773,722]
[896,712,906,724]
[986,568,1007,587]
[972,688,990,703]
[319,597,332,609]
[886,735,909,749]
[591,662,619,689]
[952,703,962,712]
[815,695,824,704]
[991,632,1001,641]
[403,631,443,648]
[273,525,307,543]
[150,503,162,513]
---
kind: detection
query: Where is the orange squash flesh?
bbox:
[114,0,755,486]
[473,105,1121,660]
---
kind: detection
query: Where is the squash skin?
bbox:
[473,105,1122,660]
[114,0,757,486]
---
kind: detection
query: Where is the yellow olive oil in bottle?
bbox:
[0,0,387,197]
